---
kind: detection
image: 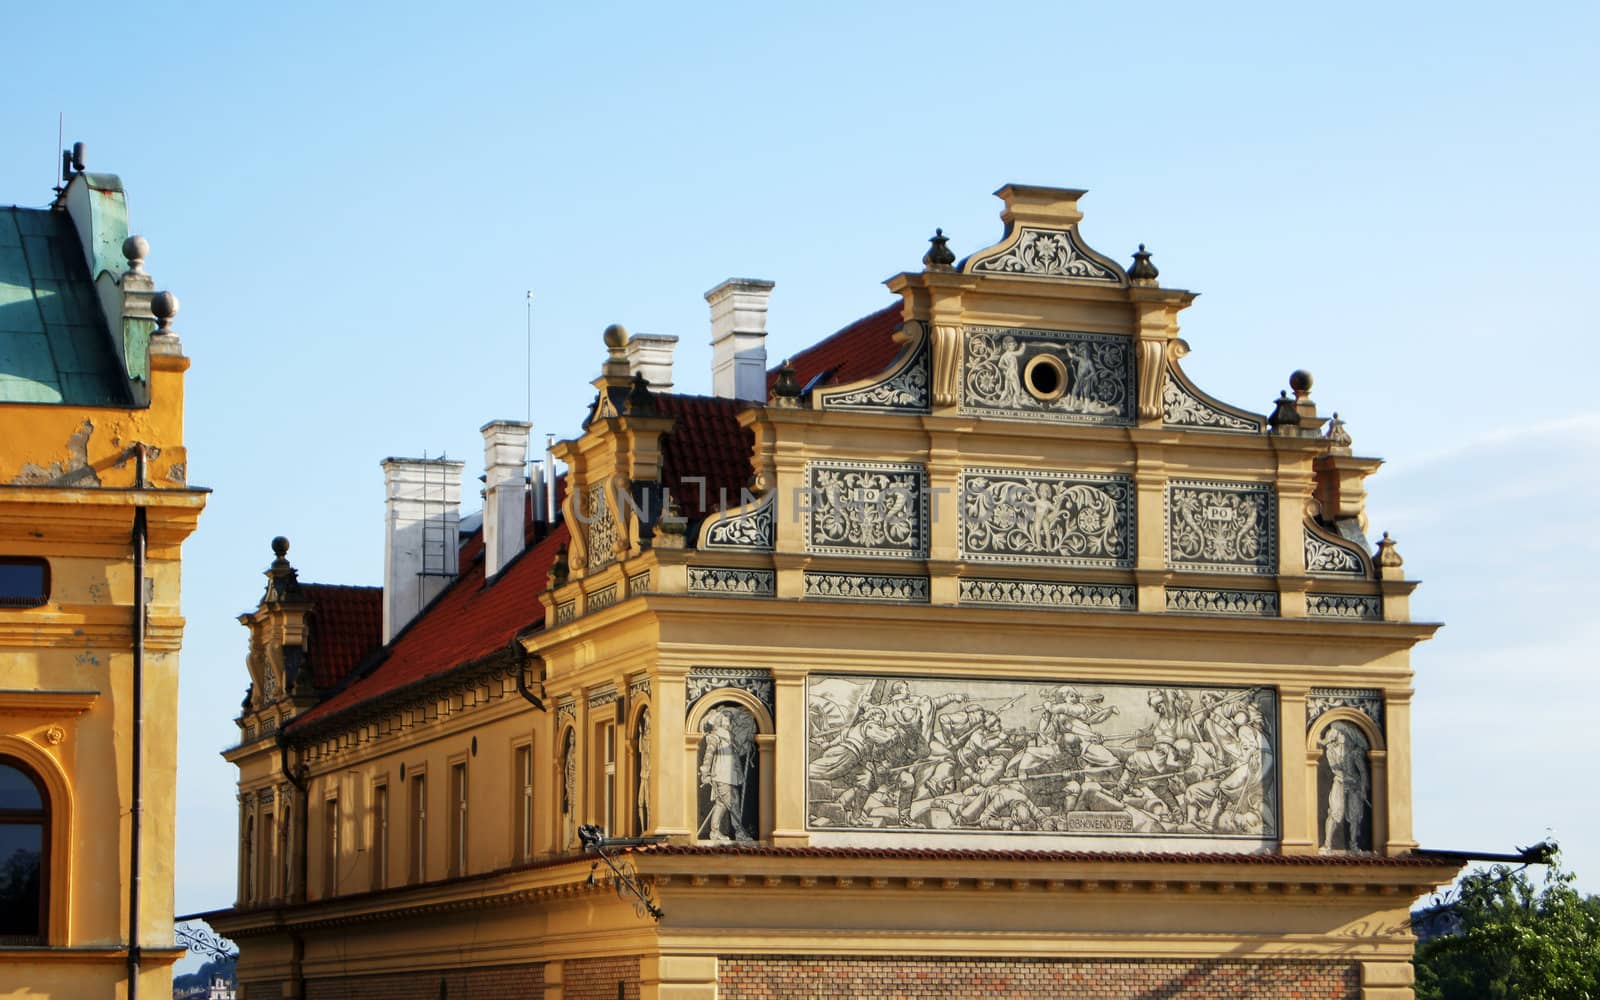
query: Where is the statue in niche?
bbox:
[634,709,652,836]
[560,728,576,849]
[1318,721,1371,853]
[697,704,757,842]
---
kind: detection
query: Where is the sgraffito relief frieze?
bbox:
[803,461,928,558]
[818,334,930,412]
[1162,372,1263,433]
[960,469,1134,568]
[554,600,577,625]
[1166,480,1277,574]
[959,578,1136,611]
[966,226,1123,284]
[806,673,1277,840]
[1166,588,1280,617]
[960,326,1134,426]
[585,584,619,614]
[687,667,774,720]
[686,566,776,597]
[1304,527,1367,577]
[1308,688,1384,732]
[583,480,619,570]
[1306,593,1382,620]
[804,572,930,603]
[703,493,776,551]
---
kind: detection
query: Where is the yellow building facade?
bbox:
[1,160,206,997]
[208,186,1460,999]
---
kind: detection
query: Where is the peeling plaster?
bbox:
[11,420,101,486]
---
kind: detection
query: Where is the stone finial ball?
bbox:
[272,536,290,557]
[151,291,180,322]
[603,323,628,349]
[122,234,149,264]
[1289,369,1314,393]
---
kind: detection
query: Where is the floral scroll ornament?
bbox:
[961,473,1132,567]
[968,226,1121,282]
[805,464,925,556]
[42,725,66,746]
[961,328,1131,423]
[1168,482,1276,573]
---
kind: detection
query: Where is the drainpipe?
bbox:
[129,446,148,1000]
[514,650,547,712]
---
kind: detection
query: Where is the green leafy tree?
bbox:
[1415,858,1600,1000]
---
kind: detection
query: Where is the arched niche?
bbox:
[627,701,653,837]
[0,736,73,944]
[685,689,774,844]
[556,725,578,851]
[1305,708,1386,855]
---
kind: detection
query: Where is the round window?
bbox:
[1023,354,1067,401]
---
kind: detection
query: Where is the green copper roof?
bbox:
[0,206,129,405]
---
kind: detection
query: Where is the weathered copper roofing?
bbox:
[0,207,129,405]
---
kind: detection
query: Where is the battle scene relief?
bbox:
[806,674,1277,840]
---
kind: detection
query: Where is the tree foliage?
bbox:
[1415,858,1600,1000]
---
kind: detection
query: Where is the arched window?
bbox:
[0,758,48,942]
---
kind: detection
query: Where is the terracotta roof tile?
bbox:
[769,302,904,396]
[655,393,754,518]
[288,522,568,731]
[299,584,383,691]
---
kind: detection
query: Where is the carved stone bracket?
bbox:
[931,323,963,407]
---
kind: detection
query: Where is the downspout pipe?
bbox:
[128,446,148,1000]
[514,649,547,712]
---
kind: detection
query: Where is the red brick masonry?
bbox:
[719,955,1359,1000]
[565,955,641,1000]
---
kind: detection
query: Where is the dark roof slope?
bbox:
[655,393,754,519]
[300,584,383,690]
[769,302,903,396]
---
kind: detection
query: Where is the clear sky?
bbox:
[4,0,1597,965]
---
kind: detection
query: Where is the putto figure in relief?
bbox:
[806,675,1277,839]
[698,704,758,842]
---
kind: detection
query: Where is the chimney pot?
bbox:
[480,421,532,579]
[624,333,678,391]
[706,278,774,401]
[382,457,465,643]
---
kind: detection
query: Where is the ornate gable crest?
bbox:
[965,225,1125,284]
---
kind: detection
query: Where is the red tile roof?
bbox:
[655,393,754,518]
[288,522,569,731]
[300,584,383,691]
[769,302,904,395]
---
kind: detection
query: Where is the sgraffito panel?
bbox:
[806,674,1277,841]
[803,461,928,558]
[960,326,1134,425]
[960,469,1135,568]
[1166,479,1277,575]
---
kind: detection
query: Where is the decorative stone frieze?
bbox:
[1307,687,1385,731]
[959,578,1136,611]
[960,469,1134,568]
[586,584,619,614]
[686,667,774,719]
[554,600,577,625]
[556,699,577,729]
[1166,480,1277,574]
[803,572,930,603]
[1162,372,1263,433]
[1165,587,1280,617]
[626,570,651,596]
[816,334,930,412]
[1304,527,1367,577]
[628,676,651,700]
[1305,593,1382,620]
[587,686,620,710]
[960,326,1134,426]
[702,493,776,551]
[966,226,1124,284]
[686,567,776,597]
[803,461,928,558]
[583,480,619,570]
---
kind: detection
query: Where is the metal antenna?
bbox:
[525,291,535,425]
[53,113,63,196]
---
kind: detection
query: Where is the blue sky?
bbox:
[4,0,1597,964]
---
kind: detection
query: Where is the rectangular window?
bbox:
[448,762,468,877]
[371,783,388,891]
[408,773,426,884]
[261,812,276,901]
[600,721,617,836]
[514,745,533,862]
[323,797,339,898]
[0,558,49,608]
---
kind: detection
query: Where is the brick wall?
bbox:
[564,955,641,1000]
[719,955,1360,999]
[303,963,544,999]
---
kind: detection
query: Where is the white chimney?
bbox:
[706,278,773,401]
[481,420,531,579]
[624,334,678,391]
[382,457,465,643]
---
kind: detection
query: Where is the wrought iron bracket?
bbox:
[176,920,239,961]
[579,825,664,921]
